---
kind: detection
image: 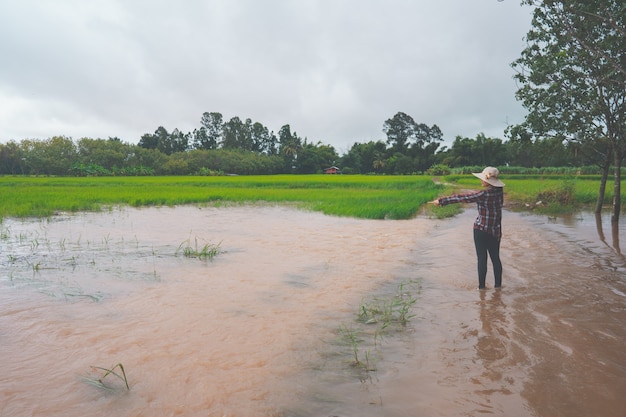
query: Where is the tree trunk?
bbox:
[596,154,611,214]
[611,151,622,223]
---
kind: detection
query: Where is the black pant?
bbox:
[473,229,502,289]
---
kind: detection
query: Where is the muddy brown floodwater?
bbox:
[0,205,624,416]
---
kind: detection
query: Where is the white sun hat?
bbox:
[472,166,505,187]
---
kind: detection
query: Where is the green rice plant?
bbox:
[357,280,419,328]
[0,175,442,220]
[363,349,376,372]
[83,363,130,391]
[338,324,363,367]
[396,295,417,324]
[358,297,393,324]
[373,323,389,347]
[337,279,420,374]
[176,237,222,260]
[3,173,616,221]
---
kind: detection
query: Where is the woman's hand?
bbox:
[430,199,440,206]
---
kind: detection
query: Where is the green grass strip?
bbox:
[0,175,443,220]
[443,174,624,214]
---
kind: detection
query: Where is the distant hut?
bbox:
[323,166,340,174]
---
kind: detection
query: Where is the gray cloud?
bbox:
[0,0,532,153]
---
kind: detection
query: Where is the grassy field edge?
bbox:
[1,174,622,220]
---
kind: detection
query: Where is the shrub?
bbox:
[536,179,576,205]
[426,164,451,176]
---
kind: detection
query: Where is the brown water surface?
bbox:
[0,205,624,416]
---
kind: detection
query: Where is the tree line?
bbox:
[1,0,623,221]
[0,110,599,177]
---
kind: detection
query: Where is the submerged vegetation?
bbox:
[176,237,222,260]
[0,221,222,301]
[338,279,421,372]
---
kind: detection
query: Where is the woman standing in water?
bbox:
[432,166,505,290]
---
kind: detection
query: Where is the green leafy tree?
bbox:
[443,134,507,168]
[278,124,302,172]
[295,141,338,174]
[446,136,476,167]
[383,112,417,153]
[138,129,159,150]
[340,141,388,174]
[533,135,577,167]
[411,124,443,172]
[153,126,170,154]
[76,137,131,170]
[192,128,209,150]
[195,112,222,150]
[20,136,77,175]
[128,146,167,174]
[338,144,362,174]
[383,113,443,170]
[242,118,255,151]
[140,127,190,155]
[250,122,277,155]
[162,153,189,175]
[388,153,416,175]
[512,0,625,219]
[413,142,438,172]
[168,128,190,154]
[222,117,248,150]
[0,140,26,174]
[413,123,443,150]
[504,125,535,167]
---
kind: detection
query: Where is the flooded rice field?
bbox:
[0,205,624,416]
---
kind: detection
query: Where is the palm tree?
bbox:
[373,152,386,173]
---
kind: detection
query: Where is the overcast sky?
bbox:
[0,0,533,154]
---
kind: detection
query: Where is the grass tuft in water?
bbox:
[357,280,418,327]
[176,236,222,260]
[82,363,130,391]
[337,279,420,373]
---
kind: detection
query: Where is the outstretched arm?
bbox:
[434,190,485,207]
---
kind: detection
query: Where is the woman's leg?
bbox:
[487,235,502,288]
[473,229,488,289]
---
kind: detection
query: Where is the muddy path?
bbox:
[0,206,624,416]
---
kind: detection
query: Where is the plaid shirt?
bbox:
[438,187,504,240]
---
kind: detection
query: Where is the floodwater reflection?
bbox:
[477,289,508,364]
[595,212,623,255]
